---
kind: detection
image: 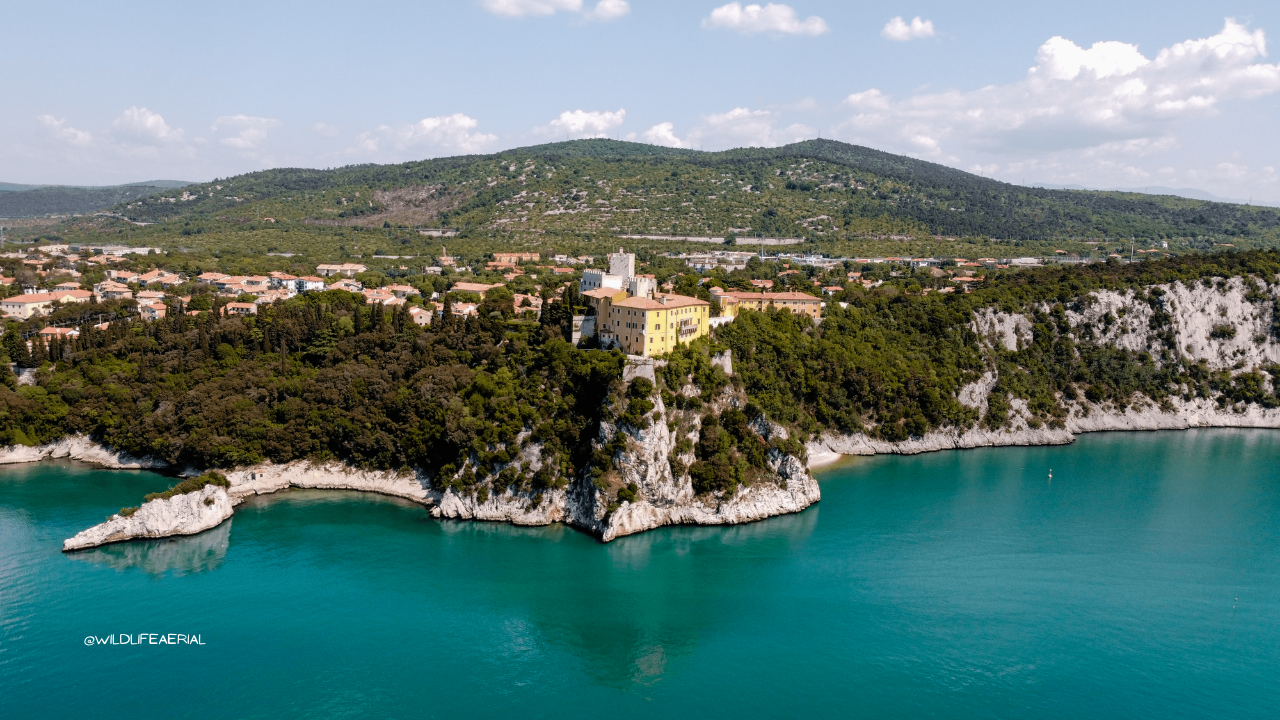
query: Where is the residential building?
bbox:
[197,272,228,284]
[269,272,299,288]
[493,252,539,263]
[600,293,710,357]
[328,278,364,293]
[385,284,418,298]
[54,281,82,292]
[2,293,64,319]
[225,302,257,316]
[38,326,80,343]
[240,276,270,293]
[139,302,167,321]
[295,276,327,292]
[409,306,433,326]
[107,269,141,284]
[215,276,248,293]
[52,289,91,305]
[94,281,133,301]
[451,302,478,318]
[512,293,543,319]
[138,269,184,287]
[451,281,503,298]
[316,263,368,277]
[710,289,822,321]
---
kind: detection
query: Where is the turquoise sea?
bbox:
[2,429,1278,719]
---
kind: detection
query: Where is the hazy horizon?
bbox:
[5,1,1279,202]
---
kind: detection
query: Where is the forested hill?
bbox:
[110,138,1279,245]
[0,181,192,218]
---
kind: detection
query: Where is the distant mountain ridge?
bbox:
[1037,184,1278,208]
[0,180,193,217]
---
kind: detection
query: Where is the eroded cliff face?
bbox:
[429,357,818,541]
[580,361,819,541]
[809,276,1280,462]
[0,435,168,469]
[125,357,816,544]
[63,484,233,552]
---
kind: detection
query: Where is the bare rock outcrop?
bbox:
[63,484,233,552]
[0,434,168,469]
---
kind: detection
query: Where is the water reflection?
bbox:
[68,520,230,576]
[521,509,821,689]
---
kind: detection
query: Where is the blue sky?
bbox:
[4,1,1280,202]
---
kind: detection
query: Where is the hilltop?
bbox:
[101,138,1279,250]
[0,180,193,218]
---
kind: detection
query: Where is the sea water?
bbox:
[1,429,1277,719]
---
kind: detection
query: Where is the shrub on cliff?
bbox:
[143,472,230,503]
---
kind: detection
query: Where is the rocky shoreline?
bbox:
[806,395,1280,467]
[32,396,1280,552]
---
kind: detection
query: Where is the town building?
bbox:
[493,252,539,263]
[409,306,433,326]
[1,291,87,319]
[580,249,655,298]
[94,281,133,301]
[710,289,822,321]
[600,293,711,357]
[451,281,503,298]
[139,302,167,321]
[38,326,80,343]
[294,276,327,293]
[328,278,364,293]
[315,263,368,277]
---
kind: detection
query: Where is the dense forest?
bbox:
[3,253,1280,494]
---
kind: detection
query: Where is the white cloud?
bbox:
[353,113,498,157]
[540,108,626,138]
[702,3,828,36]
[838,19,1280,157]
[112,107,184,144]
[481,0,628,22]
[481,0,582,17]
[882,16,934,42]
[640,122,688,148]
[312,122,339,137]
[37,115,92,146]
[638,108,814,151]
[835,19,1280,196]
[583,0,629,22]
[693,107,814,148]
[212,115,281,150]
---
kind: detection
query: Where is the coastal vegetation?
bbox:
[5,249,1280,499]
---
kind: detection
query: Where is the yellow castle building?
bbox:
[599,293,710,357]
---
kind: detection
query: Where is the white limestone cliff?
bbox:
[809,276,1280,465]
[0,434,168,469]
[62,484,233,552]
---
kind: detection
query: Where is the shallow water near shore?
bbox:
[2,429,1279,719]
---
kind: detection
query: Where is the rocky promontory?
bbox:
[63,483,234,552]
